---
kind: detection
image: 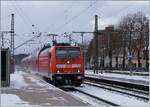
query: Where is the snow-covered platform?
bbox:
[1,68,88,106]
[85,70,149,86]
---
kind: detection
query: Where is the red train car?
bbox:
[22,43,84,86]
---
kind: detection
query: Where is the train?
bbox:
[22,43,85,86]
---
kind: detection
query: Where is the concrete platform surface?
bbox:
[1,69,88,106]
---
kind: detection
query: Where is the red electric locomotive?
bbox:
[22,43,84,86]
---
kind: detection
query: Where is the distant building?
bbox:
[87,25,148,70]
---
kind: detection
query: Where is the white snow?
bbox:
[86,70,149,82]
[28,74,57,89]
[77,84,149,106]
[2,67,149,107]
[1,94,31,106]
[69,92,109,107]
[10,70,28,89]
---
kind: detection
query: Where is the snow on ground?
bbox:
[86,70,149,82]
[1,69,39,107]
[68,91,110,107]
[10,70,28,89]
[10,67,56,90]
[77,84,149,106]
[1,94,32,107]
[28,74,57,89]
[101,70,149,74]
[2,68,87,107]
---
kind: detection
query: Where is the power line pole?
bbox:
[69,34,71,44]
[72,31,93,70]
[11,13,14,56]
[107,29,112,69]
[122,32,126,70]
[2,33,4,47]
[94,15,98,74]
[145,22,149,71]
[128,31,133,75]
[81,33,83,45]
[73,15,99,74]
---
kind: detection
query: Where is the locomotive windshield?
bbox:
[56,47,80,58]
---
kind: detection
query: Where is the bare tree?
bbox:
[117,11,149,70]
[117,17,129,70]
[132,12,149,68]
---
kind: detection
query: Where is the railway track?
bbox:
[70,82,149,106]
[85,76,149,93]
[31,72,148,106]
[72,87,120,106]
[32,74,119,106]
[84,81,149,101]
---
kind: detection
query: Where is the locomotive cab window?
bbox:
[56,47,80,58]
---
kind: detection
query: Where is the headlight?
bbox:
[57,70,60,73]
[77,70,80,73]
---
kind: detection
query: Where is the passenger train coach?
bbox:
[22,43,85,86]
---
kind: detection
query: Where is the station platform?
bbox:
[85,70,149,86]
[1,68,88,106]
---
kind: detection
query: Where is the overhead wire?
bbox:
[70,2,136,46]
[55,1,101,45]
[13,2,52,50]
[5,1,140,52]
[43,1,74,32]
[14,34,26,42]
[15,2,40,32]
[10,1,42,51]
[54,0,98,33]
[42,2,75,45]
[71,1,101,34]
[66,1,101,44]
[1,14,11,21]
[10,1,33,33]
[104,3,136,21]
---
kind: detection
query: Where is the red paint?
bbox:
[22,45,84,80]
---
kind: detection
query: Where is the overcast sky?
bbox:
[1,1,149,54]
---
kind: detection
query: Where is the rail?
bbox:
[85,76,149,92]
[84,81,149,101]
[73,88,120,106]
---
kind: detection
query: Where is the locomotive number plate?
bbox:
[56,64,81,68]
[65,64,72,68]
